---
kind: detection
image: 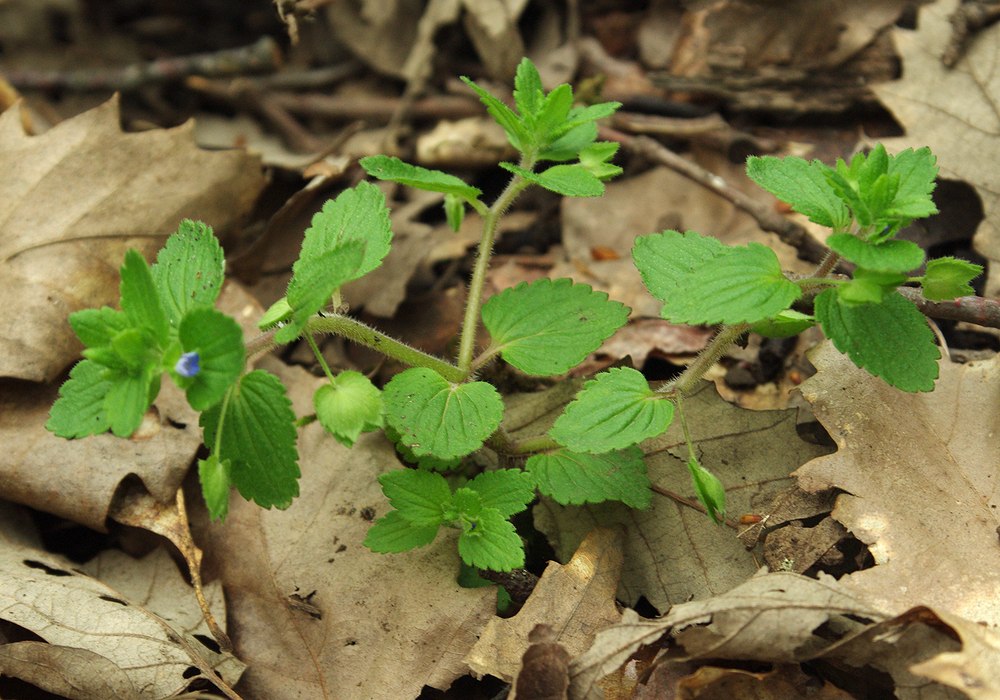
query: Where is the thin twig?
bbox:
[6,37,280,92]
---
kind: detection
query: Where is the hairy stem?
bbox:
[456,157,535,373]
[664,323,750,396]
[307,314,465,382]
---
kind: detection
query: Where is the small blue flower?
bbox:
[175,351,201,378]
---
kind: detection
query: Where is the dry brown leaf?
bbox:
[569,572,885,700]
[873,0,1000,295]
[0,96,264,382]
[460,0,527,81]
[671,0,907,73]
[794,342,1000,625]
[910,608,1000,699]
[194,359,496,700]
[533,380,832,612]
[0,506,242,698]
[466,527,624,684]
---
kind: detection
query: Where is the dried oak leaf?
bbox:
[0,96,264,382]
[465,527,624,684]
[795,342,1000,625]
[873,0,1000,295]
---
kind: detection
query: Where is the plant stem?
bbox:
[814,249,841,277]
[304,333,337,383]
[307,314,465,382]
[505,434,561,454]
[664,323,750,396]
[456,157,534,374]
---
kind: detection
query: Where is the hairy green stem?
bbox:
[456,157,535,374]
[664,322,750,396]
[505,434,561,454]
[307,314,465,382]
[304,334,337,383]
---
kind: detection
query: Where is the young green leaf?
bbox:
[383,368,504,459]
[886,147,938,220]
[512,57,544,120]
[921,257,983,300]
[444,193,465,232]
[549,367,674,453]
[533,84,573,141]
[526,446,651,509]
[198,454,231,521]
[578,141,623,180]
[200,370,301,509]
[360,155,483,204]
[68,307,128,348]
[460,76,530,152]
[837,269,907,305]
[750,309,816,338]
[177,308,245,410]
[632,229,727,301]
[104,368,157,437]
[814,289,939,392]
[46,360,112,438]
[657,243,802,325]
[364,510,441,553]
[687,455,726,524]
[151,220,225,326]
[481,278,629,375]
[457,507,524,571]
[826,233,925,273]
[258,297,291,330]
[466,469,536,518]
[537,121,598,162]
[746,156,850,230]
[314,370,382,447]
[279,182,393,342]
[378,468,450,527]
[500,162,604,197]
[119,249,169,344]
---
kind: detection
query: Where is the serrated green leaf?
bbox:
[200,370,300,508]
[360,155,482,203]
[177,308,245,411]
[551,102,621,139]
[921,256,983,300]
[578,141,622,180]
[46,360,112,438]
[383,368,504,459]
[152,220,225,326]
[887,147,938,219]
[110,327,158,371]
[826,233,925,273]
[500,162,604,197]
[281,182,393,341]
[526,446,651,509]
[378,468,450,526]
[750,309,816,338]
[687,455,726,524]
[199,454,231,521]
[105,368,156,437]
[513,57,544,119]
[632,230,727,301]
[466,470,536,517]
[837,269,907,305]
[457,507,524,571]
[364,510,440,553]
[461,76,530,151]
[825,167,871,225]
[815,289,939,392]
[658,243,802,325]
[482,278,629,375]
[534,84,573,138]
[69,307,128,348]
[120,250,169,343]
[314,370,382,447]
[450,487,482,520]
[746,156,850,229]
[549,367,674,452]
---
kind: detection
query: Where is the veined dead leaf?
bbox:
[0,96,264,382]
[795,342,1000,625]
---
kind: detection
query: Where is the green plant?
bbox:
[48,58,980,573]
